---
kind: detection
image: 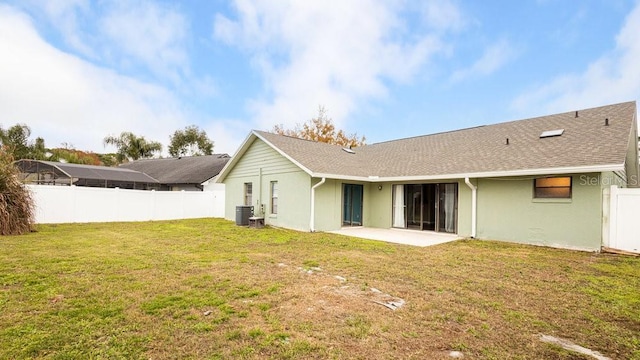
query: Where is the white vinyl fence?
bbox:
[28,184,225,224]
[604,185,640,254]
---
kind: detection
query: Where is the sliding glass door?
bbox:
[392,183,457,233]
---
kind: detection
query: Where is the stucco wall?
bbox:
[476,173,602,251]
[223,139,311,231]
[367,183,392,229]
[312,179,341,231]
[312,179,372,231]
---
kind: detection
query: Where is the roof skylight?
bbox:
[540,129,564,138]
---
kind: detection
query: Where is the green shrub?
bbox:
[0,148,34,235]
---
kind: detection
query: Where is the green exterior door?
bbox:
[343,184,363,226]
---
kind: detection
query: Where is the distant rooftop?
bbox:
[119,154,230,185]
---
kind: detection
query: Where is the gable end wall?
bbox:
[223,139,311,231]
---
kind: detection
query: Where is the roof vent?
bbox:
[342,147,355,154]
[575,111,579,118]
[540,129,564,138]
[605,118,609,126]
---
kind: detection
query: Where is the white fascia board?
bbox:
[310,173,372,182]
[311,163,625,183]
[253,131,315,176]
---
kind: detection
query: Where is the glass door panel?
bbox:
[392,185,406,228]
[438,183,457,233]
[405,184,422,229]
[343,184,363,226]
[423,184,436,231]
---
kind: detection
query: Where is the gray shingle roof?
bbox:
[119,154,230,184]
[250,101,637,180]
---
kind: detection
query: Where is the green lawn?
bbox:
[0,219,638,359]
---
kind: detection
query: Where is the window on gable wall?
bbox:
[244,183,252,206]
[534,177,572,198]
[270,181,278,214]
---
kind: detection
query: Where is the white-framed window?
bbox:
[270,181,278,214]
[534,177,572,199]
[244,182,252,206]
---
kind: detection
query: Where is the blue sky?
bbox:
[0,0,639,155]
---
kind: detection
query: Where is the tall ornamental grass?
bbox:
[0,149,34,235]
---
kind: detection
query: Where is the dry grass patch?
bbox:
[0,219,638,359]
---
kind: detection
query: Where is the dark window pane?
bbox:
[534,177,571,199]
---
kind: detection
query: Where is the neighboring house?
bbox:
[217,101,639,251]
[16,160,160,189]
[120,154,230,191]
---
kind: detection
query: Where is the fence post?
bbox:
[602,187,610,248]
[609,185,618,249]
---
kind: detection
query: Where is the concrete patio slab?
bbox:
[328,227,463,247]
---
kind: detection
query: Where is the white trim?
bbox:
[464,177,477,238]
[602,187,611,248]
[214,132,256,183]
[311,164,625,183]
[217,130,625,184]
[253,131,315,176]
[310,177,326,232]
[609,185,619,249]
[312,173,372,182]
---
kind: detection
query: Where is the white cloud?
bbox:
[0,5,188,153]
[214,0,455,130]
[201,119,252,156]
[450,39,518,83]
[511,2,640,114]
[99,1,189,84]
[421,0,467,32]
[34,0,95,57]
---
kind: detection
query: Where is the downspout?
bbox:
[257,167,263,215]
[464,177,477,238]
[310,177,326,232]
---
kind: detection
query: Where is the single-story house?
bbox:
[119,154,230,191]
[216,101,638,251]
[16,160,160,189]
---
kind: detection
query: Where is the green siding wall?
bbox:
[476,174,602,251]
[224,139,311,231]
